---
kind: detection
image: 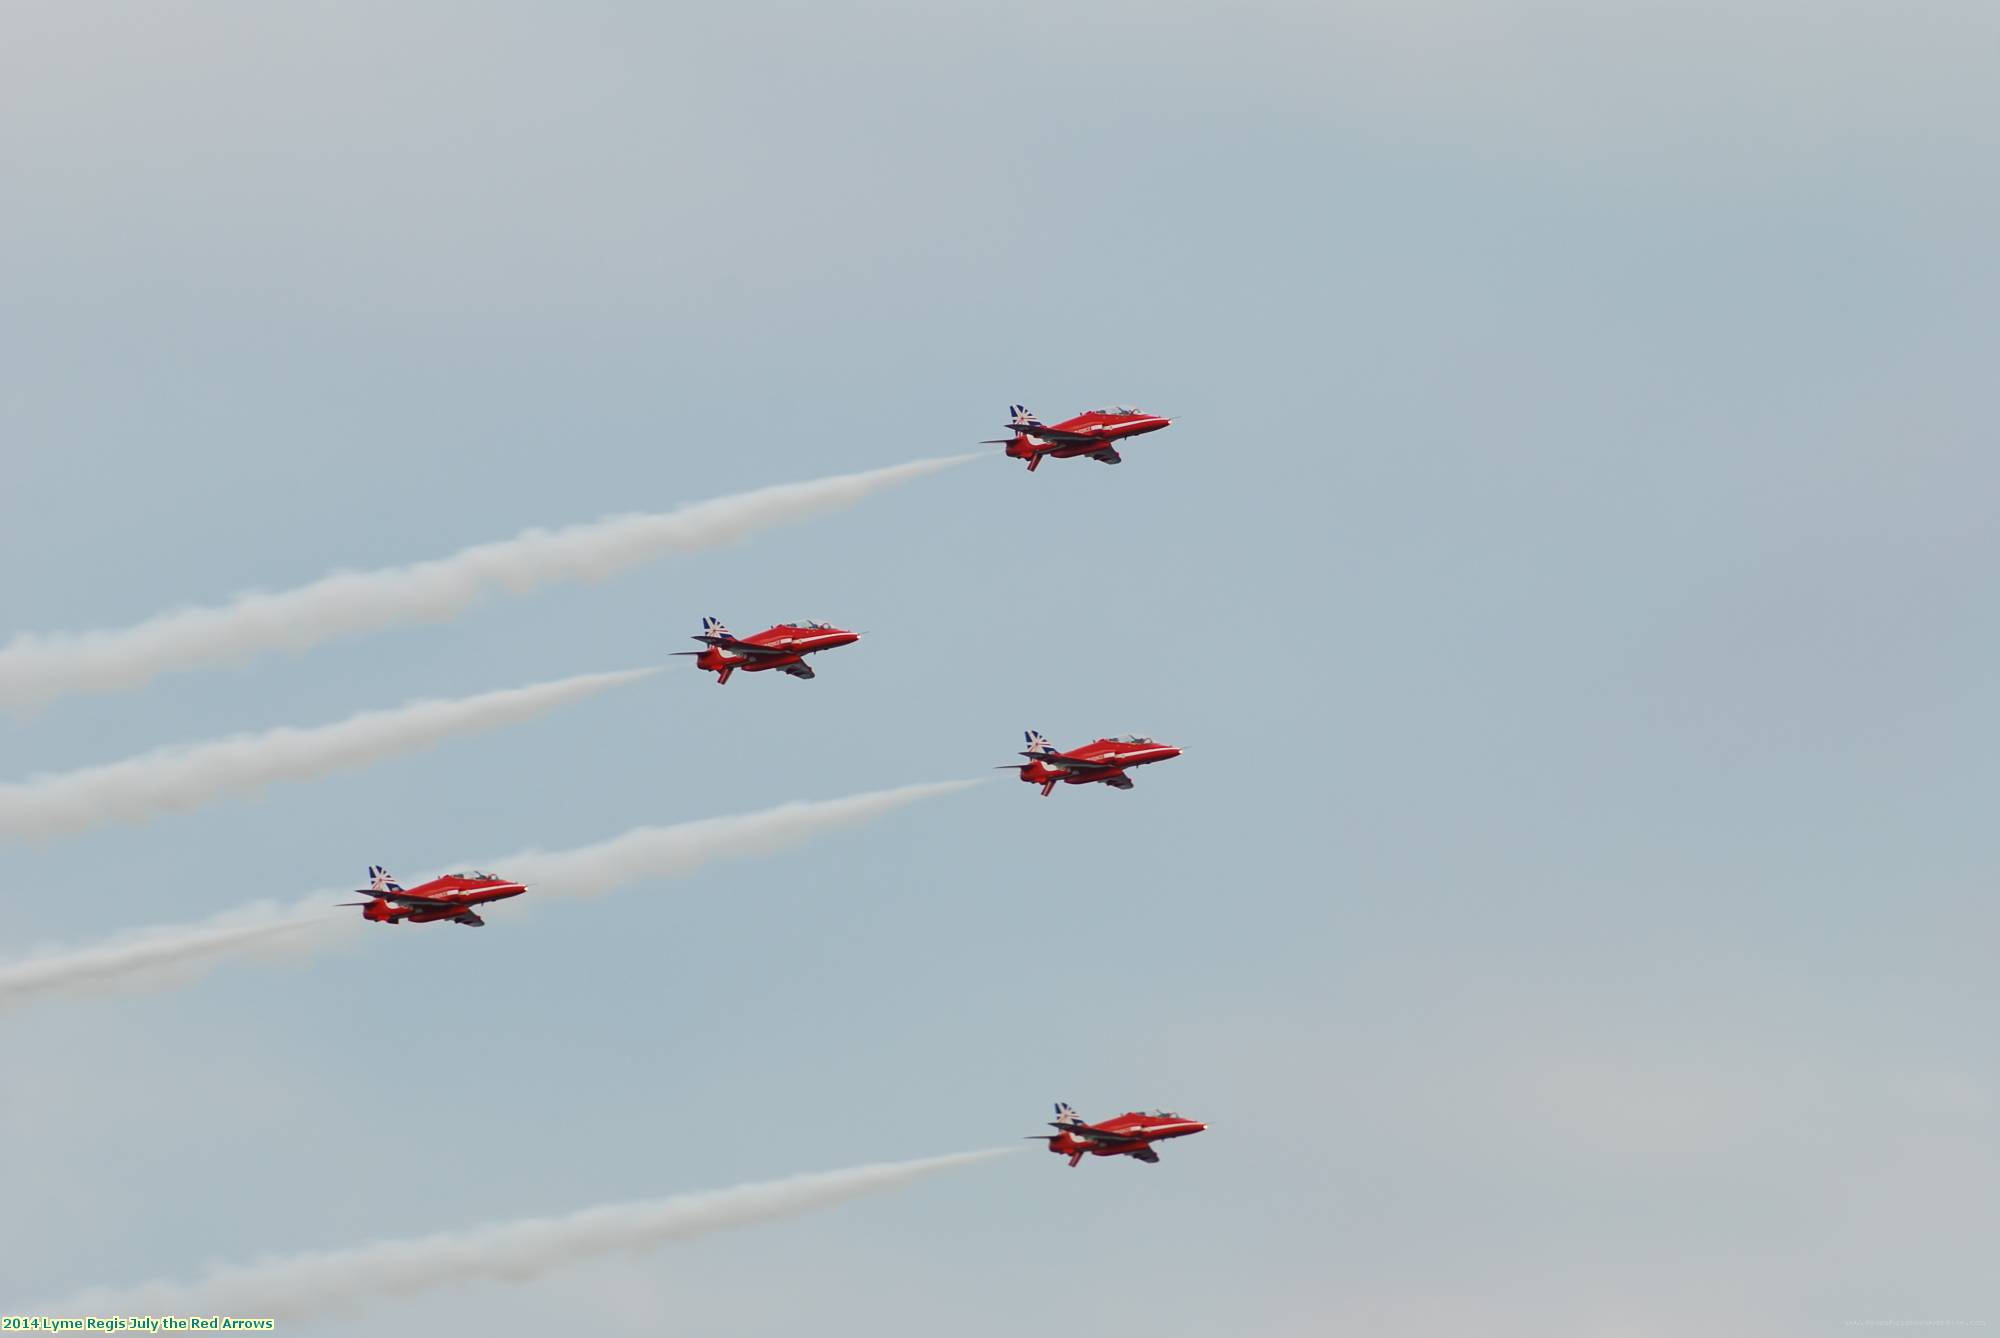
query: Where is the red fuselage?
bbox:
[359,874,527,925]
[689,623,861,685]
[1043,1111,1208,1168]
[1004,408,1172,471]
[1015,737,1183,797]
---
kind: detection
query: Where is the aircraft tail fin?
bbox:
[981,406,1050,468]
[1023,729,1058,757]
[367,864,404,893]
[1052,1101,1086,1129]
[701,615,735,642]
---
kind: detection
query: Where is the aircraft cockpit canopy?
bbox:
[789,619,832,629]
[1088,404,1145,416]
[1110,734,1156,744]
[1141,1109,1183,1119]
[449,870,500,881]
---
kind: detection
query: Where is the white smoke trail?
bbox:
[0,667,659,840]
[0,893,354,1009]
[41,1148,1016,1320]
[0,454,977,709]
[501,779,982,897]
[0,780,979,1010]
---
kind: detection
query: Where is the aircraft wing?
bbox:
[1127,1145,1161,1163]
[1014,425,1097,444]
[779,663,816,679]
[1023,756,1133,786]
[380,893,458,909]
[693,635,790,656]
[1089,447,1123,465]
[1019,753,1120,773]
[1050,1122,1128,1143]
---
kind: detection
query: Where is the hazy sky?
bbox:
[3,2,1996,1334]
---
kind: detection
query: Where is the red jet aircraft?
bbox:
[984,403,1172,471]
[337,865,526,927]
[1000,729,1183,796]
[672,616,861,685]
[1030,1102,1208,1167]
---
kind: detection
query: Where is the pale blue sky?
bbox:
[3,2,1996,1333]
